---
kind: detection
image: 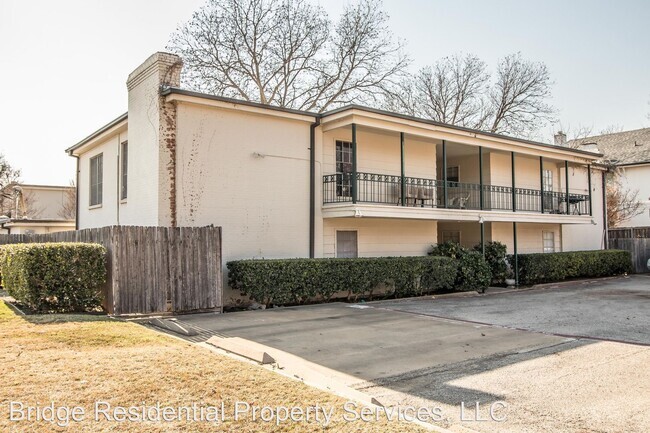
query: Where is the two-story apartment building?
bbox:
[67,53,606,298]
[571,127,650,228]
[0,184,75,234]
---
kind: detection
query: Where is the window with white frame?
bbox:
[543,231,555,253]
[543,169,553,191]
[335,140,353,197]
[89,153,103,207]
[441,230,461,244]
[336,231,358,258]
[447,166,459,183]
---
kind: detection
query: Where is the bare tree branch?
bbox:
[383,52,555,138]
[488,53,556,135]
[168,0,409,112]
[0,154,21,217]
[58,180,77,220]
[606,168,644,227]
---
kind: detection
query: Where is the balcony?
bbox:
[323,172,591,215]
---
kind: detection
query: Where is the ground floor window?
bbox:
[441,230,461,244]
[543,231,555,253]
[336,230,358,258]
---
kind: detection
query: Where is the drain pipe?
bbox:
[602,169,608,249]
[309,117,321,258]
[72,154,80,230]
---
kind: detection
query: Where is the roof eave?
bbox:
[320,105,604,159]
[66,112,128,155]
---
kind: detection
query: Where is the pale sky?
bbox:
[1,0,649,185]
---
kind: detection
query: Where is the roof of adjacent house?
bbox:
[569,127,650,166]
[67,87,603,158]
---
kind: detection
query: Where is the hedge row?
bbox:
[513,249,632,285]
[228,256,459,306]
[0,242,107,312]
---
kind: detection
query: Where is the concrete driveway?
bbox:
[164,275,650,433]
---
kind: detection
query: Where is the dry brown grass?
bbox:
[0,302,427,432]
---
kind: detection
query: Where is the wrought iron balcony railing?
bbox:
[323,172,591,215]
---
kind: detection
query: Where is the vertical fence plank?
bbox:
[0,226,222,315]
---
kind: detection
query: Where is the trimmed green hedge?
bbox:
[227,256,458,306]
[429,241,492,292]
[512,249,633,285]
[0,242,106,312]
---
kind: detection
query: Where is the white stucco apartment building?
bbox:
[0,184,75,234]
[572,128,650,228]
[67,53,607,296]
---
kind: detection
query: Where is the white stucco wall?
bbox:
[562,168,606,251]
[322,127,437,179]
[617,165,650,228]
[437,221,486,249]
[491,222,562,254]
[487,152,566,191]
[323,217,437,257]
[21,186,72,219]
[77,134,121,229]
[174,102,315,264]
[5,224,75,234]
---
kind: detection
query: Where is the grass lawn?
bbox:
[0,301,427,432]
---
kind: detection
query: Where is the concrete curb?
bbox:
[202,336,452,433]
[207,336,275,364]
[145,318,200,336]
[206,336,380,407]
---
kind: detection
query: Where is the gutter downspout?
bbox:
[309,117,321,258]
[602,169,609,249]
[72,154,80,230]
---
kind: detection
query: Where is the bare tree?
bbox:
[403,54,489,127]
[384,52,555,137]
[551,123,594,149]
[0,154,21,217]
[168,0,409,112]
[488,53,555,136]
[58,180,77,220]
[599,124,625,135]
[606,169,644,227]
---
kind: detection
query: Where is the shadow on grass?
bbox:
[0,295,112,325]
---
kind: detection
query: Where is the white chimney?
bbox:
[554,131,567,147]
[126,52,183,226]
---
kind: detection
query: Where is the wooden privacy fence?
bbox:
[608,228,650,273]
[0,226,222,315]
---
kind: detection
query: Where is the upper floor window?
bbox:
[447,166,459,183]
[121,141,128,200]
[89,153,103,207]
[543,169,553,191]
[335,140,353,197]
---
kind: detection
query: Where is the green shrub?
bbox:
[227,256,458,306]
[473,241,508,285]
[0,242,106,312]
[428,241,467,258]
[456,251,492,292]
[512,249,632,285]
[429,241,491,292]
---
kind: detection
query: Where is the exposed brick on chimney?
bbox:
[126,52,183,227]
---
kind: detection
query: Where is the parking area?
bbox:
[165,276,650,432]
[373,274,650,345]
